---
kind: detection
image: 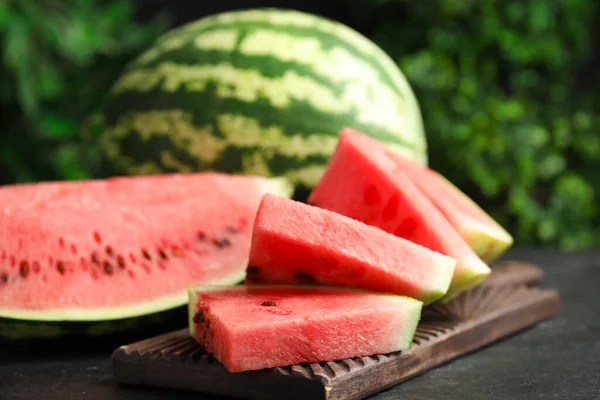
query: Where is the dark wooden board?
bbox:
[111,261,560,400]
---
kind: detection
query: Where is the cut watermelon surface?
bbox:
[247,194,456,305]
[188,285,423,372]
[0,173,293,338]
[308,129,491,301]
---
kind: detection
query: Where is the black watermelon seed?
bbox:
[192,310,205,324]
[261,300,278,307]
[296,272,316,284]
[57,261,66,275]
[142,250,152,261]
[103,262,113,274]
[117,255,126,268]
[212,238,231,249]
[246,266,260,281]
[19,261,30,277]
[158,249,168,259]
[0,273,8,283]
[91,253,100,264]
[105,246,114,257]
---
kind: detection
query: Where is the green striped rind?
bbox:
[101,8,427,187]
[0,307,187,341]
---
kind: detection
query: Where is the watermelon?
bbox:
[188,285,423,372]
[246,194,456,305]
[0,173,293,339]
[99,8,427,188]
[390,156,513,262]
[308,129,492,301]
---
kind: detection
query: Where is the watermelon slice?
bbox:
[188,285,423,372]
[308,129,491,300]
[247,194,456,305]
[0,173,293,339]
[386,147,513,263]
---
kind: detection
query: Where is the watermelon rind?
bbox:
[0,306,187,341]
[100,8,428,188]
[0,177,294,340]
[438,257,492,303]
[420,256,457,306]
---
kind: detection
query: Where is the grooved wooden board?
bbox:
[111,262,559,400]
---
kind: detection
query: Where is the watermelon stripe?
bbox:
[101,108,338,181]
[136,20,402,99]
[127,45,347,96]
[106,87,424,154]
[102,127,332,187]
[110,64,423,152]
[111,60,421,145]
[152,9,410,100]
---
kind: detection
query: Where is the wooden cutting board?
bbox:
[111,261,559,400]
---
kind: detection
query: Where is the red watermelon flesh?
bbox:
[0,173,293,324]
[247,194,456,305]
[308,129,491,301]
[188,285,423,372]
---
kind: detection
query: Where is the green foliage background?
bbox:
[0,0,167,182]
[1,0,599,250]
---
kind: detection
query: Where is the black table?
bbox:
[2,249,599,400]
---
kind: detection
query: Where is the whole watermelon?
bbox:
[100,8,427,188]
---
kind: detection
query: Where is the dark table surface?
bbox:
[1,248,599,400]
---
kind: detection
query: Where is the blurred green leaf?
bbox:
[0,2,12,31]
[0,0,169,184]
[40,114,78,139]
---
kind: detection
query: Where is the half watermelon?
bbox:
[247,194,456,305]
[0,173,293,339]
[308,129,492,300]
[188,285,423,372]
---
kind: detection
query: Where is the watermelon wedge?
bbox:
[0,173,293,339]
[389,148,513,263]
[308,129,491,300]
[188,285,423,372]
[247,194,456,305]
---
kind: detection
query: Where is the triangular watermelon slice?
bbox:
[389,148,513,263]
[247,194,456,305]
[188,285,423,372]
[308,128,493,300]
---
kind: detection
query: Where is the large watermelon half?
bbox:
[308,129,493,301]
[188,285,423,372]
[99,8,427,188]
[0,173,293,339]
